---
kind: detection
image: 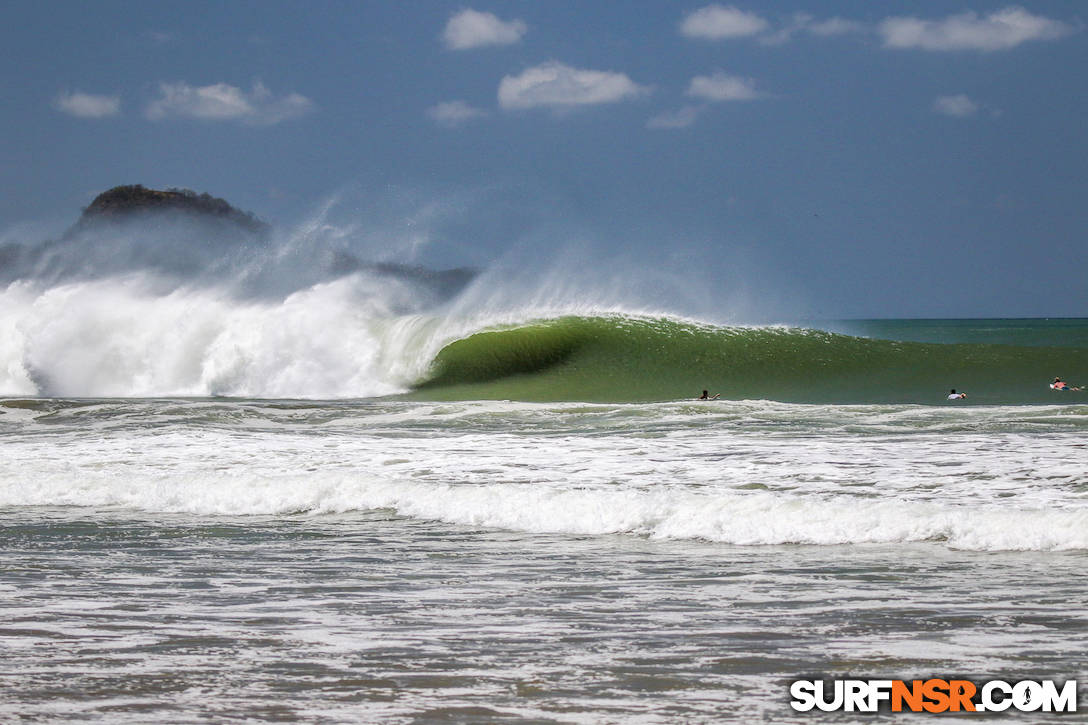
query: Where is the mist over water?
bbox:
[0,194,480,397]
[0,191,775,399]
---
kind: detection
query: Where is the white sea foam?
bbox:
[4,468,1086,552]
[0,274,463,398]
[3,399,1085,552]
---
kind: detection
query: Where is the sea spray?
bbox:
[1,274,443,398]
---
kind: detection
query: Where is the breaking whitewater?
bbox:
[1,188,1086,722]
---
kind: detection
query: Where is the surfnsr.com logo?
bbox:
[790,679,1078,713]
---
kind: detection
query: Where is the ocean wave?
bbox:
[0,274,444,398]
[5,472,1085,552]
[2,271,1086,403]
[415,315,1088,405]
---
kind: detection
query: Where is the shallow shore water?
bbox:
[2,395,1086,722]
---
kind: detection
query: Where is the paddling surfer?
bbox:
[947,389,967,400]
[698,390,720,400]
[1051,377,1083,391]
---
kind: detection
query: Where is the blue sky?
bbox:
[2,1,1086,319]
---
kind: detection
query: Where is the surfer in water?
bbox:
[1051,377,1083,391]
[698,390,720,400]
[947,389,967,400]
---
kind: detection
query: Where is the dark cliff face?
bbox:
[74,185,270,238]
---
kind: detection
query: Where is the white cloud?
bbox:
[145,81,313,124]
[879,6,1074,51]
[687,71,762,102]
[934,94,979,117]
[680,5,768,40]
[53,91,121,118]
[428,100,488,127]
[759,13,865,45]
[498,62,648,111]
[807,17,867,38]
[647,106,701,130]
[443,9,526,50]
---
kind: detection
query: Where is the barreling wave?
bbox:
[414,315,1088,405]
[2,275,1085,403]
[6,189,1085,404]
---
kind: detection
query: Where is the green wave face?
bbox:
[412,315,1088,404]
